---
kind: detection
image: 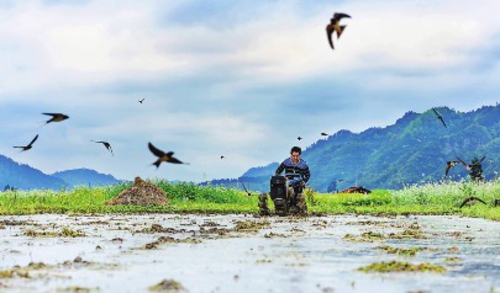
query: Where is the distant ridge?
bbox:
[0,155,121,190]
[0,154,66,190]
[52,168,122,188]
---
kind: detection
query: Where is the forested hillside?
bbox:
[206,105,500,192]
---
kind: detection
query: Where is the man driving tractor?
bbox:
[259,146,311,216]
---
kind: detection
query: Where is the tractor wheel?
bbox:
[296,192,308,215]
[274,198,288,216]
[258,193,270,216]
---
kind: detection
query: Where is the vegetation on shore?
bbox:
[0,179,499,220]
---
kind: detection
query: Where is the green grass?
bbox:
[0,181,256,215]
[0,179,499,220]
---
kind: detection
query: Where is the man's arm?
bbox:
[275,162,285,175]
[302,166,311,183]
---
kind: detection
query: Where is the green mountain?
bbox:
[208,105,500,192]
[52,168,121,188]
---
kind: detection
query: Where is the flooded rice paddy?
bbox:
[0,214,499,293]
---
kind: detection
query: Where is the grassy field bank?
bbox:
[0,180,499,220]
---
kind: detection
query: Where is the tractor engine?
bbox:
[269,175,290,216]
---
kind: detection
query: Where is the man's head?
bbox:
[290,146,302,163]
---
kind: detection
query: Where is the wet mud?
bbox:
[0,214,499,292]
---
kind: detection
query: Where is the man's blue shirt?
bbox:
[275,157,311,183]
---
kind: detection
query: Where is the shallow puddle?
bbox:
[0,214,499,292]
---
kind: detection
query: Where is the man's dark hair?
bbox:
[290,146,302,154]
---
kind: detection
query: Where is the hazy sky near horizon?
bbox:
[1,0,499,182]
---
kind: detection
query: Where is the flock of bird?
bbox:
[294,14,352,142]
[435,110,494,209]
[14,113,69,151]
[14,14,486,184]
[12,13,477,179]
[12,100,192,169]
[7,10,493,211]
[13,13,353,171]
[326,14,488,189]
[297,132,329,142]
[430,108,487,179]
[444,156,486,178]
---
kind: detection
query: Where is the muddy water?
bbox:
[0,214,499,293]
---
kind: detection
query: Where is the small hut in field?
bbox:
[339,186,372,195]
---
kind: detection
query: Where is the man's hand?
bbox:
[288,178,305,186]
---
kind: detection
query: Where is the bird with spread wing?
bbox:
[148,142,189,168]
[13,134,39,152]
[456,156,486,170]
[459,197,487,208]
[431,108,447,128]
[91,140,114,155]
[457,156,486,182]
[326,12,351,49]
[240,182,252,197]
[444,160,459,178]
[42,113,69,124]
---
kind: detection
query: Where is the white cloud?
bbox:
[1,0,500,182]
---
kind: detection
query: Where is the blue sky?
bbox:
[1,0,499,182]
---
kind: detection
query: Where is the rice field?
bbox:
[1,180,499,293]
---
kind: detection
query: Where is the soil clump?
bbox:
[106,177,168,207]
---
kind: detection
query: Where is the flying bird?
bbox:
[240,182,252,197]
[444,160,459,177]
[457,156,486,169]
[148,142,188,168]
[456,156,468,167]
[321,132,328,136]
[297,136,303,141]
[459,196,487,208]
[43,113,69,124]
[221,155,225,159]
[13,134,39,152]
[474,156,486,165]
[431,108,447,128]
[139,98,145,104]
[91,140,114,155]
[326,12,351,49]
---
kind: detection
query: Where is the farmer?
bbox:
[275,146,311,189]
[258,146,311,216]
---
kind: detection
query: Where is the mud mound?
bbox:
[106,177,168,206]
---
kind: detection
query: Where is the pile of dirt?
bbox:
[106,177,168,206]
